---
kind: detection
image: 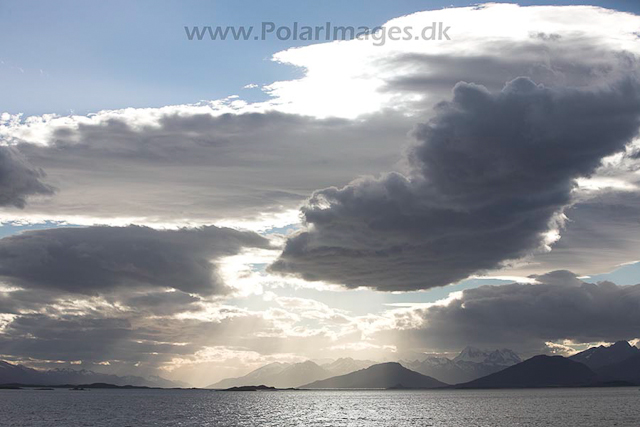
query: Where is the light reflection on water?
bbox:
[3,387,640,426]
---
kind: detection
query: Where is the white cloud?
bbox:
[264,4,640,118]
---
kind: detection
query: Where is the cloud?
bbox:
[486,132,640,277]
[380,44,639,112]
[0,295,361,385]
[271,77,640,291]
[5,3,640,383]
[3,5,640,230]
[122,291,202,316]
[0,146,53,208]
[389,271,640,353]
[2,269,638,384]
[0,309,237,371]
[1,111,411,227]
[500,190,640,277]
[2,5,639,232]
[265,4,640,118]
[0,225,269,296]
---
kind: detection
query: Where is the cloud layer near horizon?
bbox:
[2,268,639,386]
[385,271,640,354]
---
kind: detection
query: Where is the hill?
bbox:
[302,362,447,389]
[457,355,598,388]
[596,353,640,385]
[569,341,639,369]
[0,360,184,388]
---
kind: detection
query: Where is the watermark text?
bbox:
[184,22,451,46]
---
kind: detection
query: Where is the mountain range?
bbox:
[5,341,640,390]
[400,347,522,384]
[210,341,640,390]
[456,341,640,389]
[208,358,375,389]
[210,347,521,388]
[0,361,186,388]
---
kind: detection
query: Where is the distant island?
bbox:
[0,382,167,390]
[222,385,279,391]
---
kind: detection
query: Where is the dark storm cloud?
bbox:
[0,288,60,314]
[0,225,269,296]
[0,146,53,208]
[0,314,133,361]
[510,190,640,276]
[393,271,640,353]
[123,291,202,315]
[271,77,640,291]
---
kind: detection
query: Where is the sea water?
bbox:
[2,387,639,426]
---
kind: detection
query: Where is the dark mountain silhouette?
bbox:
[0,360,184,388]
[569,341,639,369]
[303,362,447,389]
[457,355,598,388]
[596,353,640,385]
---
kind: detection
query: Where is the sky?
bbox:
[3,0,640,387]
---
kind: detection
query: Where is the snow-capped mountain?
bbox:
[322,357,375,376]
[401,347,522,384]
[454,347,521,366]
[484,349,522,366]
[453,346,490,364]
